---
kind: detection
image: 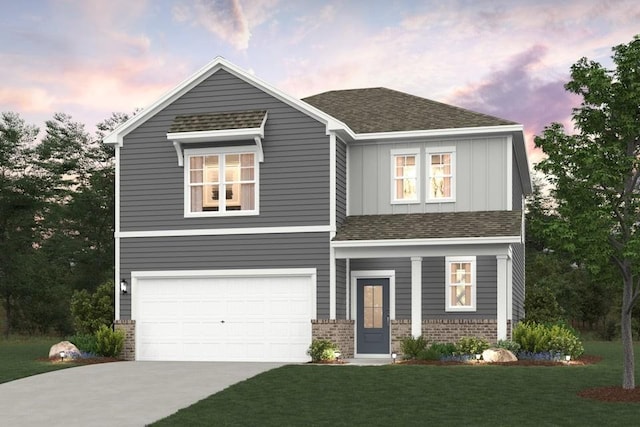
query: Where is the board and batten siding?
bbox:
[120,69,331,231]
[348,137,509,215]
[511,243,526,322]
[512,150,524,210]
[119,232,330,319]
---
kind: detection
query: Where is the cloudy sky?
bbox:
[2,0,639,163]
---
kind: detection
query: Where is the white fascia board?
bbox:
[348,124,524,142]
[103,56,350,146]
[331,235,522,248]
[116,225,331,238]
[167,127,264,143]
[132,268,317,279]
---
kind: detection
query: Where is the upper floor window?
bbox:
[185,147,258,217]
[391,149,420,203]
[427,147,455,202]
[445,256,476,312]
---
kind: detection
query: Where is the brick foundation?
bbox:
[422,319,499,344]
[114,320,135,361]
[311,319,354,358]
[391,320,412,354]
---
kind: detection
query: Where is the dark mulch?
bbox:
[578,386,640,403]
[38,357,122,365]
[400,354,603,367]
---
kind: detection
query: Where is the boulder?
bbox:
[49,341,80,359]
[482,348,517,363]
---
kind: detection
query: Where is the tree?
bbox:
[535,35,640,389]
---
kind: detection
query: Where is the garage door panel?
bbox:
[134,273,313,362]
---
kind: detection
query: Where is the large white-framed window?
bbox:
[184,146,259,217]
[445,256,476,312]
[391,148,420,203]
[426,147,455,202]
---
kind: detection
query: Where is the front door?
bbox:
[357,278,390,354]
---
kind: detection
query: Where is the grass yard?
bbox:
[0,336,70,384]
[153,342,640,427]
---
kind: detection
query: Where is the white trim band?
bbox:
[332,236,522,248]
[117,225,331,238]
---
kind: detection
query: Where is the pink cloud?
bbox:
[447,45,581,164]
[0,87,56,113]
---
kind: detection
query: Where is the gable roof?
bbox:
[169,110,267,133]
[303,88,515,134]
[103,57,344,146]
[333,211,522,242]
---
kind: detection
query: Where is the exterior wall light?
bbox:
[120,279,128,294]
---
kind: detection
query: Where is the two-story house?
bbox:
[104,58,531,362]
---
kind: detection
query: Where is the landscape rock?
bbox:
[48,341,80,359]
[482,348,517,363]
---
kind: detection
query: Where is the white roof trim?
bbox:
[103,57,347,147]
[167,126,264,143]
[344,124,524,142]
[331,236,521,248]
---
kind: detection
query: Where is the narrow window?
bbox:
[391,150,420,203]
[446,257,476,311]
[427,148,455,202]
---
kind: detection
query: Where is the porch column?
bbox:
[496,255,508,340]
[411,256,423,338]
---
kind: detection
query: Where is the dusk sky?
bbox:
[2,0,639,164]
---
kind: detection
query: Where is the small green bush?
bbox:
[67,333,98,354]
[307,339,339,362]
[496,339,521,353]
[95,325,124,358]
[513,321,583,358]
[417,342,457,360]
[456,336,490,355]
[400,336,428,360]
[70,281,115,335]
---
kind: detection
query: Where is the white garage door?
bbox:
[132,270,315,362]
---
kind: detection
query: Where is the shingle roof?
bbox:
[169,110,267,133]
[303,88,515,134]
[333,211,522,241]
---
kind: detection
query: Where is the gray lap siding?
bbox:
[119,232,330,319]
[351,256,498,320]
[120,69,331,231]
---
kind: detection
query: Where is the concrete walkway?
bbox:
[0,361,283,427]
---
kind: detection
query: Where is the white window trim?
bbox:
[426,146,456,203]
[390,148,421,204]
[184,146,259,218]
[445,256,476,312]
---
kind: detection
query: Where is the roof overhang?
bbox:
[103,57,348,147]
[332,235,522,248]
[167,112,267,166]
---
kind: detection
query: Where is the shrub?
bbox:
[456,336,490,355]
[513,322,550,353]
[70,281,115,335]
[95,325,124,358]
[495,339,521,353]
[417,342,457,360]
[513,321,583,359]
[67,333,98,354]
[307,339,339,362]
[400,336,428,360]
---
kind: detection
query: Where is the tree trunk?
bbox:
[621,274,635,389]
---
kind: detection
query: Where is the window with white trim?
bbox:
[427,147,455,202]
[391,149,420,203]
[185,148,258,216]
[446,256,476,311]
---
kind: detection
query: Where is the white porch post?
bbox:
[496,255,508,340]
[411,256,423,338]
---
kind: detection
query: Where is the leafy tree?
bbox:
[535,35,640,389]
[0,112,42,337]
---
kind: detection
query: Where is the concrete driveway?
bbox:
[0,361,284,427]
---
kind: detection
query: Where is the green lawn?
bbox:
[0,336,71,384]
[153,342,640,427]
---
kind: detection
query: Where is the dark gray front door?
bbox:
[357,278,390,354]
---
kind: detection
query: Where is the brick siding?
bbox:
[114,320,135,361]
[311,319,354,358]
